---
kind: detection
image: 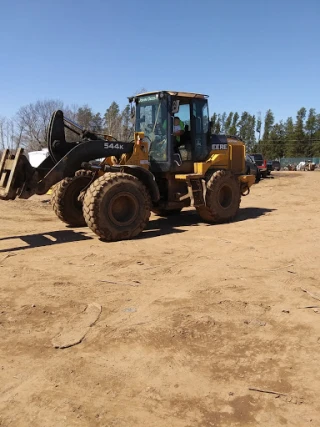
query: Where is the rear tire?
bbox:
[51,170,93,227]
[197,170,241,223]
[152,208,182,216]
[82,172,151,241]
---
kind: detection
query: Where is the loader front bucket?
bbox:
[0,148,36,200]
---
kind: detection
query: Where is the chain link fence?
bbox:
[280,157,320,167]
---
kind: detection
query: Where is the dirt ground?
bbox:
[1,171,320,427]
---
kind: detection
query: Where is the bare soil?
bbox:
[0,171,320,427]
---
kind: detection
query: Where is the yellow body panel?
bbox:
[99,132,150,172]
[193,138,245,176]
[238,174,255,187]
[194,153,228,175]
[175,173,203,180]
[123,133,149,169]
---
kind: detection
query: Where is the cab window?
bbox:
[192,99,210,161]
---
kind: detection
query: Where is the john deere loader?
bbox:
[0,90,255,241]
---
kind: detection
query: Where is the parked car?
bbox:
[267,160,281,171]
[249,153,268,178]
[272,160,281,171]
[245,154,261,183]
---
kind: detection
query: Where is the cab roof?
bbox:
[130,90,209,100]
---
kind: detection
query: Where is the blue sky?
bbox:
[0,0,319,122]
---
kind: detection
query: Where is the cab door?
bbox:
[169,99,194,173]
[191,99,210,162]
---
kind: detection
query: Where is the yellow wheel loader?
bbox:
[0,90,255,241]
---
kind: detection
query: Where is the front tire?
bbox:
[197,170,241,223]
[51,170,93,227]
[82,172,151,241]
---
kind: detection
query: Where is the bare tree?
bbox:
[104,102,121,138]
[0,116,6,151]
[16,99,64,151]
[64,104,79,122]
[0,116,23,151]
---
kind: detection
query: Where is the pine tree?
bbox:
[220,112,227,133]
[262,109,274,141]
[239,112,249,140]
[229,112,239,135]
[311,113,320,157]
[120,105,133,140]
[210,113,221,134]
[215,115,221,134]
[294,107,307,156]
[248,114,256,150]
[224,112,233,134]
[284,117,295,157]
[76,106,94,129]
[256,112,262,142]
[75,106,103,133]
[268,122,285,159]
[306,108,317,136]
[210,113,218,133]
[260,109,275,156]
[91,113,103,132]
[104,102,121,138]
[238,112,256,152]
[305,108,317,158]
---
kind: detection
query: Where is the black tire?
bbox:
[261,171,268,178]
[51,170,94,227]
[82,172,151,241]
[197,170,241,223]
[255,169,261,183]
[152,208,182,217]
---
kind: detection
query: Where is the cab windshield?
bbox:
[135,95,168,162]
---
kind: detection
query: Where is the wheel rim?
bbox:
[218,184,233,209]
[108,192,139,226]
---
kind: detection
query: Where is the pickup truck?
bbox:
[245,154,261,183]
[249,153,268,178]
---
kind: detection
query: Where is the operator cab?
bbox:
[129,91,211,173]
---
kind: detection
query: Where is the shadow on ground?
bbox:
[0,230,92,253]
[0,208,276,251]
[138,207,276,239]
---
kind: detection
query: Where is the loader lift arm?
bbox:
[0,110,135,200]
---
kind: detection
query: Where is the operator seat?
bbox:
[180,124,192,160]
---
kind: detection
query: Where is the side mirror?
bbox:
[130,105,136,119]
[130,105,136,125]
[171,100,180,114]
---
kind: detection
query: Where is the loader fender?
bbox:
[120,165,160,202]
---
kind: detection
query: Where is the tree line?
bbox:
[211,108,320,158]
[1,98,320,159]
[0,99,134,153]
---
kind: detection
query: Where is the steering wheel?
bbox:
[149,137,167,160]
